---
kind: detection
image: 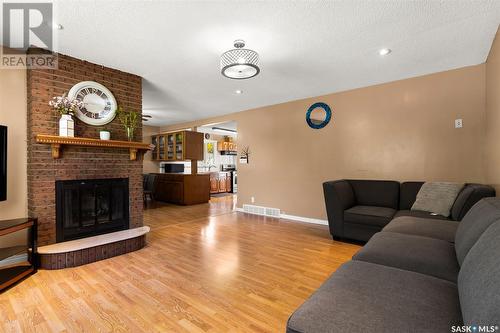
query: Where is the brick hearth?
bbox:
[27,52,143,246]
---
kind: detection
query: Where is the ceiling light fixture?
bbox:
[212,127,237,135]
[379,48,392,56]
[221,40,260,79]
[235,89,243,94]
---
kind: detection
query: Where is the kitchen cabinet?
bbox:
[226,175,232,193]
[218,173,227,192]
[217,141,238,152]
[210,175,219,193]
[151,130,203,161]
[210,172,232,194]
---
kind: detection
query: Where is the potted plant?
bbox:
[117,106,139,141]
[48,94,83,137]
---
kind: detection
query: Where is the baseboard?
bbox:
[234,207,328,226]
[280,214,329,226]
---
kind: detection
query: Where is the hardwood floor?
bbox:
[144,195,237,230]
[0,196,360,332]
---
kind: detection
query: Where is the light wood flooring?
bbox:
[0,195,360,332]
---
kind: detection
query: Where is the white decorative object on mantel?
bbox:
[59,114,75,137]
[99,130,111,140]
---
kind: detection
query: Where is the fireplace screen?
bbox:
[56,178,129,242]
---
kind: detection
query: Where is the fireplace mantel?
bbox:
[35,134,154,160]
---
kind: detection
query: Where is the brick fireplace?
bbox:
[27,52,143,246]
[56,178,130,242]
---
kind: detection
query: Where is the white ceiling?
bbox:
[54,0,500,126]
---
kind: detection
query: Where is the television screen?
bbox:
[0,125,6,201]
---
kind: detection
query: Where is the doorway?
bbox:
[197,121,238,204]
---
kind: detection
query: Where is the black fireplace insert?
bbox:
[56,178,129,242]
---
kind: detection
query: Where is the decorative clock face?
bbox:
[67,81,117,126]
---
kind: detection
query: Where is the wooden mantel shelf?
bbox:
[35,134,154,160]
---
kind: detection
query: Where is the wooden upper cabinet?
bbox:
[217,141,238,152]
[167,134,174,160]
[151,130,203,161]
[183,131,204,160]
[216,142,225,151]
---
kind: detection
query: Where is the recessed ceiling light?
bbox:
[379,48,391,56]
[235,90,243,94]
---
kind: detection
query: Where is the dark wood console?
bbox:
[0,218,37,292]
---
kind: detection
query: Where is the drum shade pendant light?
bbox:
[220,40,260,79]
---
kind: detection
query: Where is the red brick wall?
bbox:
[27,53,143,246]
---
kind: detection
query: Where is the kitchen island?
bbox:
[153,173,210,205]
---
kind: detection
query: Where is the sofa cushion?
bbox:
[343,223,381,242]
[383,216,458,242]
[399,181,424,210]
[347,180,400,209]
[344,205,396,227]
[451,184,496,221]
[394,209,450,221]
[458,221,500,326]
[353,232,459,282]
[287,261,462,333]
[411,182,464,217]
[455,197,500,265]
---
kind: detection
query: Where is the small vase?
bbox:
[126,127,134,141]
[59,114,74,137]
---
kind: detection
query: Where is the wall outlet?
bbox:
[251,196,255,203]
[455,119,463,128]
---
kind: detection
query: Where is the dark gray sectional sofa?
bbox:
[287,197,500,333]
[323,180,495,242]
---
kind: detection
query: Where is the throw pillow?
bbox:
[411,182,464,217]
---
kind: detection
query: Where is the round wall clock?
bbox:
[306,102,332,129]
[67,81,117,126]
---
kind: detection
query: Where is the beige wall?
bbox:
[486,29,500,195]
[163,65,487,220]
[143,125,161,173]
[0,68,27,220]
[0,58,491,222]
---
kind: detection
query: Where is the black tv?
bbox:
[0,125,6,201]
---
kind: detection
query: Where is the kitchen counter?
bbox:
[152,173,210,205]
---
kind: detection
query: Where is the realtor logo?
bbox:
[3,2,52,51]
[1,2,57,68]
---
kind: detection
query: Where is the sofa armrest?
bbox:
[323,180,356,238]
[451,184,496,221]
